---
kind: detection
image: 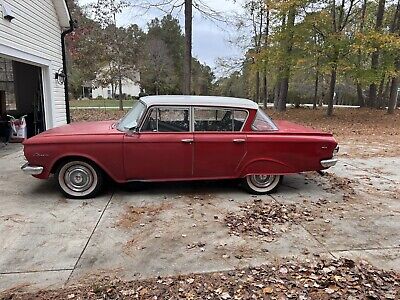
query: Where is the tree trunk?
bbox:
[278,78,288,112]
[356,0,367,107]
[327,67,337,116]
[255,71,260,103]
[356,83,365,107]
[383,79,391,107]
[119,75,123,110]
[183,0,192,94]
[277,8,295,111]
[368,0,386,107]
[376,76,385,108]
[263,70,268,108]
[313,70,319,109]
[388,60,400,114]
[274,82,280,109]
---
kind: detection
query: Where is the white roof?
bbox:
[140,95,259,110]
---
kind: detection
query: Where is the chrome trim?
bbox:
[320,158,338,168]
[21,163,44,175]
[181,139,194,143]
[139,105,250,133]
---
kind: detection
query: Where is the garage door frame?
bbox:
[0,43,54,130]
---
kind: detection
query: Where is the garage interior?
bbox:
[0,56,46,143]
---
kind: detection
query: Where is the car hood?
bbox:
[32,121,118,138]
[275,120,331,135]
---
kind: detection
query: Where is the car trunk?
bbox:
[274,120,332,136]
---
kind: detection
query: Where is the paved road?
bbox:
[0,147,399,292]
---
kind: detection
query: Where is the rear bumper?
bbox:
[320,158,338,168]
[21,162,44,175]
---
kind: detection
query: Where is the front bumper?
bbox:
[21,162,44,175]
[320,158,338,168]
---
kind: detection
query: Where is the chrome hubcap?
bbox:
[250,175,276,188]
[64,165,93,193]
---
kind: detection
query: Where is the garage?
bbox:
[0,57,46,139]
[0,0,73,144]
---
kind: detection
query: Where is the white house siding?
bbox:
[0,0,68,128]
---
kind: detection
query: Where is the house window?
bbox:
[0,57,16,111]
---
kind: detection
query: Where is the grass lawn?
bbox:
[70,99,135,108]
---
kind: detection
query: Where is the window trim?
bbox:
[139,105,192,133]
[139,105,250,133]
[192,106,249,133]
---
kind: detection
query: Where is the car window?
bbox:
[252,109,278,131]
[117,101,146,131]
[194,108,247,132]
[141,107,190,132]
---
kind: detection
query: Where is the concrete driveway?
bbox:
[0,146,399,292]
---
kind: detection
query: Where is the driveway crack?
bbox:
[66,190,114,283]
[269,194,336,259]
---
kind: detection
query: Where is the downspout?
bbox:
[61,20,74,124]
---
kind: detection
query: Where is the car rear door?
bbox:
[192,107,248,179]
[123,106,193,181]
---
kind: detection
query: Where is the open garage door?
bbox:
[0,56,46,140]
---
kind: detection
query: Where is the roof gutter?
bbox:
[61,8,74,124]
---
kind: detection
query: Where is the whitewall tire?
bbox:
[56,160,104,199]
[243,174,282,195]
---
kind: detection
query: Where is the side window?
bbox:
[194,108,247,132]
[252,109,278,131]
[194,108,232,132]
[141,108,157,132]
[233,110,248,131]
[141,107,190,132]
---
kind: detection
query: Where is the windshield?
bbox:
[117,101,146,131]
[252,109,278,131]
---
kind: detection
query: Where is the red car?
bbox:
[22,96,338,199]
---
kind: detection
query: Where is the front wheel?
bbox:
[56,160,104,199]
[243,174,282,195]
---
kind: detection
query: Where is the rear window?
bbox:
[252,109,278,131]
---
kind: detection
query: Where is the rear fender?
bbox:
[240,159,296,177]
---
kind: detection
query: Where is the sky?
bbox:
[77,0,247,75]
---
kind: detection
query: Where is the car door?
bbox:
[123,106,193,181]
[193,107,248,179]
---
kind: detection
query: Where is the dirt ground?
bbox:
[71,107,400,158]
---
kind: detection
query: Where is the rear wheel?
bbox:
[243,174,282,195]
[56,160,103,199]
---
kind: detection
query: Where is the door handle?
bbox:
[233,139,245,143]
[181,139,194,144]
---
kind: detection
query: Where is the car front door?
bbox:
[124,106,193,181]
[193,107,248,179]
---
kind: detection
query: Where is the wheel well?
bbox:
[51,156,105,177]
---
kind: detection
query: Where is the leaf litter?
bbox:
[2,258,398,299]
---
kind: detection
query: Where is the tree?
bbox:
[367,0,386,108]
[128,0,224,94]
[139,15,214,95]
[92,0,133,110]
[184,0,193,94]
[388,0,400,114]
